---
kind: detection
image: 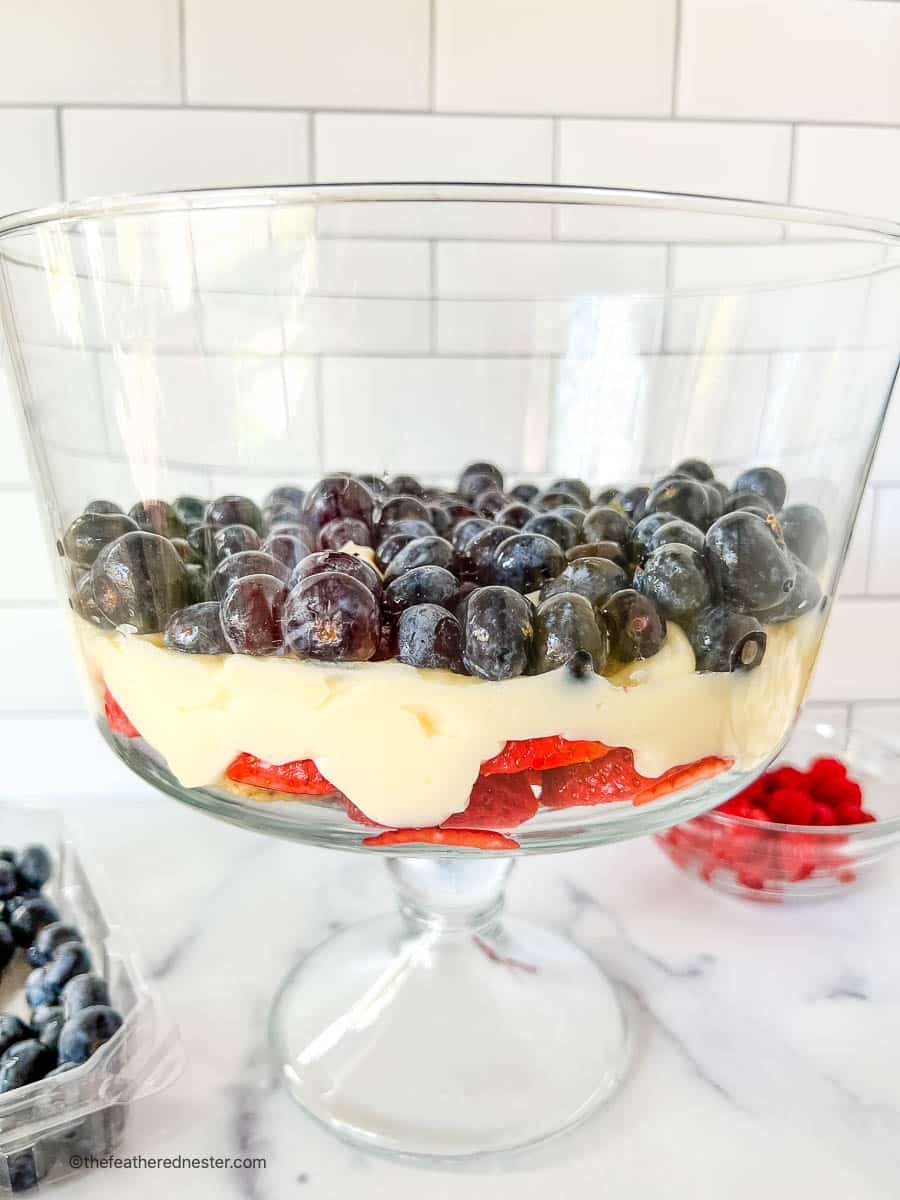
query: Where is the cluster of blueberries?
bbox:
[0,846,123,1094]
[64,457,826,682]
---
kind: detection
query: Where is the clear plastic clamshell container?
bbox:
[0,802,181,1192]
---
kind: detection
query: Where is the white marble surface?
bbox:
[36,778,900,1199]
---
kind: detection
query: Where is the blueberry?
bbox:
[28,921,82,968]
[8,897,59,947]
[58,1006,123,1066]
[0,1039,55,1091]
[601,589,667,662]
[128,499,186,539]
[458,462,504,501]
[16,846,51,893]
[0,861,17,901]
[547,477,591,506]
[522,512,578,551]
[263,485,306,518]
[672,458,713,481]
[389,474,424,497]
[186,522,217,558]
[91,531,191,633]
[162,602,225,656]
[780,504,828,571]
[509,483,539,504]
[649,518,705,555]
[318,517,372,551]
[284,572,380,661]
[645,478,715,530]
[43,941,92,995]
[734,467,787,511]
[290,550,382,601]
[492,533,566,593]
[169,537,203,566]
[185,564,207,605]
[261,532,314,572]
[582,506,633,545]
[212,523,261,561]
[703,483,724,525]
[539,488,584,512]
[396,605,464,672]
[205,495,264,534]
[375,532,416,570]
[221,575,287,656]
[210,550,289,601]
[540,557,629,610]
[436,499,476,527]
[629,512,675,564]
[593,486,620,505]
[379,516,435,544]
[383,565,459,618]
[302,475,374,536]
[0,1016,32,1057]
[62,973,110,1018]
[687,606,767,672]
[635,544,711,620]
[552,505,586,532]
[615,486,649,521]
[35,1007,65,1053]
[357,474,390,500]
[0,925,13,973]
[760,556,822,624]
[495,502,536,529]
[62,511,138,567]
[452,517,493,552]
[375,495,431,540]
[532,593,608,675]
[474,487,508,518]
[456,524,518,583]
[706,511,797,615]
[566,541,628,570]
[463,586,533,680]
[83,500,123,515]
[25,967,57,1009]
[384,536,455,582]
[172,495,207,527]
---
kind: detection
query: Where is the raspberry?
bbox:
[834,799,866,826]
[766,788,815,825]
[718,796,752,817]
[748,806,770,822]
[103,689,139,739]
[810,802,836,826]
[767,765,808,792]
[808,756,847,788]
[443,772,537,829]
[225,753,335,796]
[814,777,863,809]
[362,828,519,850]
[479,736,608,776]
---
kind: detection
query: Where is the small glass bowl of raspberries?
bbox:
[655,715,900,901]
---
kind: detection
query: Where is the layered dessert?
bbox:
[65,460,825,848]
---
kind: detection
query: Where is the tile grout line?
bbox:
[177,0,188,105]
[54,108,67,199]
[670,0,683,116]
[786,124,797,202]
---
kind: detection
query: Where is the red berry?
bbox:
[834,800,866,825]
[767,765,808,792]
[766,788,815,825]
[810,802,836,826]
[808,756,847,788]
[815,777,863,808]
[748,806,770,822]
[856,810,877,824]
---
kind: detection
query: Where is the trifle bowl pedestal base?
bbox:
[268,857,630,1159]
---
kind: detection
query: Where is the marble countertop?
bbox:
[39,781,900,1199]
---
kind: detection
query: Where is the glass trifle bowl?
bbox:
[1,184,898,1159]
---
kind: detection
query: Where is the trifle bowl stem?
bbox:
[269,854,629,1158]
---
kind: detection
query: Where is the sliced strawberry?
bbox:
[104,688,140,739]
[362,827,520,850]
[479,736,609,776]
[225,752,335,796]
[338,794,381,827]
[541,748,730,809]
[442,772,538,830]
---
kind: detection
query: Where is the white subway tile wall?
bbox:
[0,0,897,765]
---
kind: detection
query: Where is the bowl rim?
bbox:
[1,181,900,248]
[685,722,900,837]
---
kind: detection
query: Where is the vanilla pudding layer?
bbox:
[74,615,820,828]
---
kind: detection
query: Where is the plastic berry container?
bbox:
[655,715,900,902]
[0,801,181,1192]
